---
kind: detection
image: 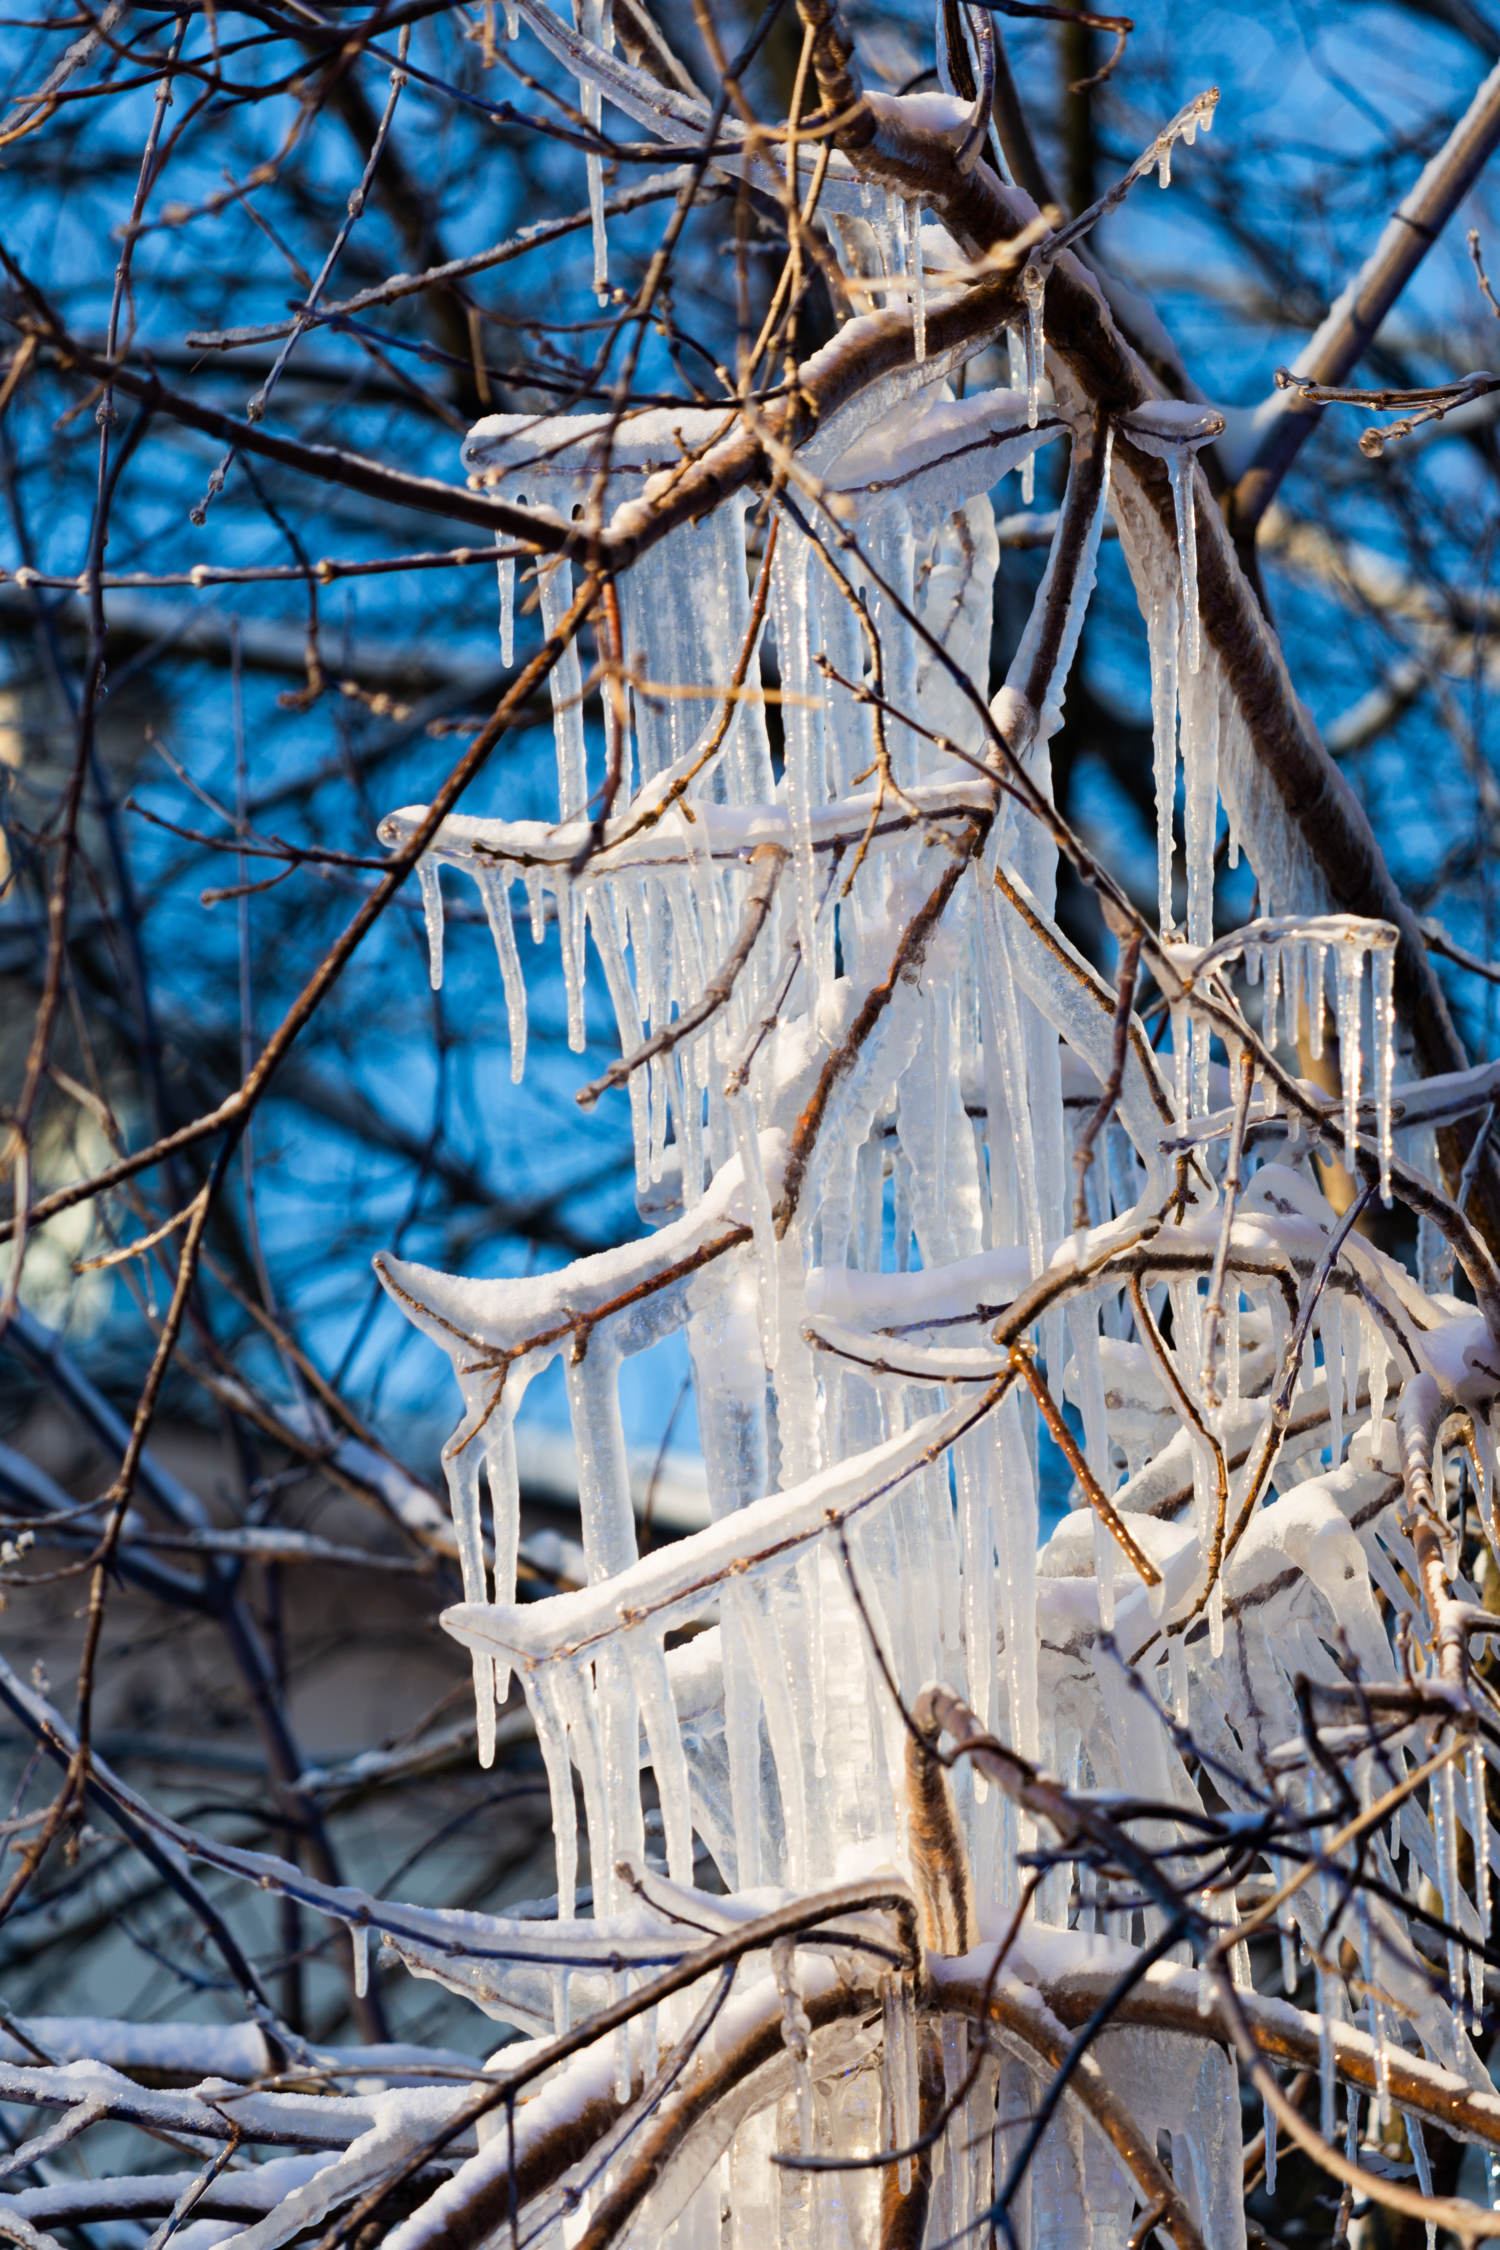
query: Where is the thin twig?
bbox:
[1071,929,1141,1229]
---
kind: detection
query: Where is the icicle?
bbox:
[1008,328,1035,503]
[573,0,613,291]
[1408,2113,1437,2250]
[537,557,589,822]
[1368,1309,1389,1439]
[1340,1295,1360,1435]
[772,1937,816,2156]
[720,1591,765,1890]
[1019,261,1046,429]
[592,885,650,1193]
[1180,648,1219,952]
[893,1145,912,1269]
[884,1975,917,2195]
[419,855,445,989]
[556,867,586,1052]
[524,865,547,944]
[906,200,926,361]
[1169,1633,1190,1727]
[726,1087,780,1369]
[1121,406,1224,681]
[1226,1289,1241,1409]
[1335,939,1365,1167]
[1322,1298,1344,1471]
[443,1420,498,1765]
[1263,2094,1277,2194]
[1433,1753,1466,2024]
[589,157,608,291]
[1274,1858,1298,1996]
[797,1544,826,1779]
[1374,940,1396,1203]
[1148,581,1180,932]
[1207,1575,1224,1658]
[477,866,528,1083]
[1307,942,1327,1060]
[1346,2088,1361,2168]
[1371,1993,1391,2129]
[769,526,827,1029]
[880,187,907,295]
[498,553,514,666]
[1357,1892,1390,2127]
[351,1921,370,1999]
[1168,450,1201,673]
[994,1386,1039,1778]
[1264,941,1283,1056]
[1471,1740,1490,2019]
[1317,1964,1336,2141]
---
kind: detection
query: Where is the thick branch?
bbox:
[1230,54,1500,538]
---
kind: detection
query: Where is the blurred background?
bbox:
[2,0,1499,2222]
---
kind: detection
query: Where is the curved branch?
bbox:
[938,1975,1205,2250]
[568,1984,880,2250]
[1024,1960,1500,2153]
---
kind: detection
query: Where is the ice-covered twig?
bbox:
[1044,86,1218,263]
[1272,364,1500,457]
[1010,1347,1163,1587]
[510,1958,740,2250]
[912,1686,1211,2247]
[378,777,997,879]
[612,0,705,97]
[444,1386,1014,1669]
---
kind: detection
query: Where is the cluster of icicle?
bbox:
[360,333,1500,2247]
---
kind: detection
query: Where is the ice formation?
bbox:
[352,322,1500,2244]
[6,17,1500,2250]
